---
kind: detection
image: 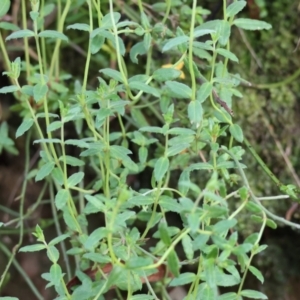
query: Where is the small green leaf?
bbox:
[240,290,268,299]
[35,225,45,241]
[233,18,272,31]
[217,292,238,300]
[239,186,248,201]
[33,82,48,102]
[266,218,277,229]
[90,34,105,54]
[38,30,68,41]
[126,257,153,269]
[47,121,62,133]
[16,118,34,138]
[217,20,231,46]
[0,0,10,18]
[55,189,69,210]
[106,265,123,289]
[110,145,138,172]
[253,244,268,255]
[19,244,46,252]
[84,194,106,212]
[193,234,210,250]
[49,234,70,246]
[182,235,194,260]
[249,266,264,284]
[50,264,62,286]
[60,155,85,167]
[246,201,261,213]
[141,11,150,28]
[34,138,61,144]
[130,295,155,300]
[165,81,192,98]
[0,22,19,31]
[67,23,90,31]
[197,283,215,300]
[100,68,124,83]
[139,126,162,134]
[91,28,125,55]
[0,85,20,93]
[138,146,148,164]
[159,221,171,246]
[65,139,89,148]
[213,219,237,234]
[143,32,151,50]
[21,85,34,96]
[162,35,189,52]
[153,68,181,82]
[67,171,84,187]
[204,258,216,287]
[131,109,149,127]
[154,157,169,181]
[193,29,215,38]
[41,3,55,17]
[168,128,195,135]
[167,143,190,157]
[117,21,139,29]
[226,1,247,18]
[178,170,190,195]
[129,81,160,97]
[128,195,154,206]
[47,245,59,263]
[101,12,121,29]
[84,227,107,250]
[169,272,196,286]
[83,253,110,264]
[130,41,147,64]
[251,215,263,224]
[167,250,180,277]
[6,29,35,40]
[188,100,203,126]
[35,161,55,181]
[63,210,79,231]
[216,48,239,62]
[188,212,200,233]
[197,82,212,103]
[29,11,39,21]
[229,123,243,142]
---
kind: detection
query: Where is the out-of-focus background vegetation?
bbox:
[230,1,300,299]
[1,0,300,299]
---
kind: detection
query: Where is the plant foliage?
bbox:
[0,0,299,299]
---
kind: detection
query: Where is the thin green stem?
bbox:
[21,0,31,79]
[48,0,71,80]
[252,67,300,89]
[0,131,30,290]
[244,138,300,198]
[53,126,72,278]
[0,31,11,72]
[109,0,129,86]
[237,213,266,295]
[145,45,153,76]
[0,243,43,299]
[140,228,190,271]
[82,0,93,93]
[222,146,300,229]
[39,0,47,74]
[162,0,171,24]
[188,0,197,101]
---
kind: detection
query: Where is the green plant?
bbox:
[1,0,300,299]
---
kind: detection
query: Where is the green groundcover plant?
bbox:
[1,0,300,299]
